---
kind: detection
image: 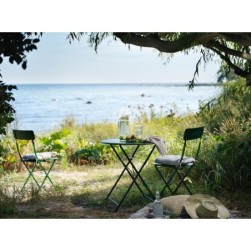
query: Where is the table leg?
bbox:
[105,144,155,211]
[120,145,155,199]
[105,144,140,201]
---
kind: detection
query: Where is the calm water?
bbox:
[11,83,221,132]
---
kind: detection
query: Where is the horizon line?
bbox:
[12,82,219,85]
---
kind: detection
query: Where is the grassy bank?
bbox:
[0,113,207,218]
[0,79,251,218]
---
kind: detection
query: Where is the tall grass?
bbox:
[0,185,22,217]
[198,79,251,191]
[1,79,250,195]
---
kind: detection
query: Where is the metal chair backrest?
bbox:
[13,130,35,141]
[13,130,37,160]
[181,126,204,161]
[184,127,204,141]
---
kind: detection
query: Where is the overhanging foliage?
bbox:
[72,32,251,87]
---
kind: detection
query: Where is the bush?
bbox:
[0,82,17,136]
[0,132,20,172]
[197,80,251,191]
[199,79,251,132]
[71,142,114,165]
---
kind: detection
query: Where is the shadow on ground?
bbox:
[2,168,251,219]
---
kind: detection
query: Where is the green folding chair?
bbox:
[154,126,204,196]
[13,130,58,192]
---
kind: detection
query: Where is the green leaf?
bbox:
[22,60,27,70]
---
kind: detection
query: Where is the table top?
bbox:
[101,138,154,146]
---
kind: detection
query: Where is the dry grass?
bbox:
[0,164,156,218]
[1,163,251,219]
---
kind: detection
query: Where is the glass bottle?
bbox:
[153,191,163,218]
[118,115,130,138]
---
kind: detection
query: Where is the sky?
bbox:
[1,32,221,84]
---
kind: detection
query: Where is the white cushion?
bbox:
[154,154,195,166]
[22,152,57,161]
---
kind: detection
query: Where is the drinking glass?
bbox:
[135,125,143,138]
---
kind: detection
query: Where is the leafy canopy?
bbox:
[0,33,41,136]
[69,32,251,87]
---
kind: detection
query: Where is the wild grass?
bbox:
[0,162,208,218]
[0,79,251,217]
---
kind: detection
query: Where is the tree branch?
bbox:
[112,32,251,86]
[206,40,251,60]
[113,32,219,53]
[206,45,248,78]
[218,33,251,46]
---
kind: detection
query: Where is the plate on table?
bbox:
[119,136,137,142]
[119,137,148,143]
[120,139,137,142]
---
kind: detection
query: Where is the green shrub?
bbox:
[197,80,251,191]
[0,132,20,172]
[199,79,251,132]
[0,82,17,136]
[38,128,71,153]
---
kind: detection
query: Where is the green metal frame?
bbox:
[154,126,204,196]
[13,130,57,192]
[102,139,156,211]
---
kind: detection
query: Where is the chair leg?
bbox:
[21,160,56,192]
[173,167,193,195]
[155,165,175,196]
[21,162,41,191]
[38,160,56,190]
[155,165,193,196]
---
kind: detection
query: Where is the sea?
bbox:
[10,83,222,132]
